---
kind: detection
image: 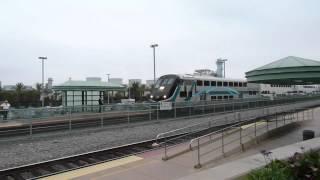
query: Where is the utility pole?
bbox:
[106,74,110,104]
[38,56,47,107]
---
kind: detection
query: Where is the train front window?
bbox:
[166,78,175,85]
[155,79,163,88]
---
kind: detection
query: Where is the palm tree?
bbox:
[16,83,24,93]
[16,83,24,107]
[36,83,42,92]
[139,84,146,97]
[131,82,140,99]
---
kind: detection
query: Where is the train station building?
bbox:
[246,56,320,85]
[53,77,125,107]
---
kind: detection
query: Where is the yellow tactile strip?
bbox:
[241,121,266,129]
[41,155,143,180]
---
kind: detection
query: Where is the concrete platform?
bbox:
[43,107,320,180]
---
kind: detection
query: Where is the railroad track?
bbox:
[0,109,301,180]
[0,124,224,180]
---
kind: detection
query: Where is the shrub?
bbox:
[247,151,320,180]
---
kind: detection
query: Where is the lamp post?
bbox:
[106,74,110,82]
[106,74,110,104]
[38,56,47,107]
[150,44,158,85]
[223,59,227,78]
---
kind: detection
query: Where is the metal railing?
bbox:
[156,99,319,161]
[0,95,319,138]
[189,107,314,168]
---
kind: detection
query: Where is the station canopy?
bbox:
[245,56,320,85]
[53,78,125,91]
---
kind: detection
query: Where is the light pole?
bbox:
[106,74,110,82]
[106,74,110,104]
[218,58,227,78]
[38,56,47,107]
[223,59,227,78]
[150,44,158,85]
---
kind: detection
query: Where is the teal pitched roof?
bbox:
[53,80,125,91]
[252,56,320,71]
[246,56,320,85]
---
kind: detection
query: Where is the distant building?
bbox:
[47,78,53,90]
[109,78,123,85]
[24,86,33,91]
[2,85,33,91]
[2,85,16,91]
[128,79,142,87]
[260,84,320,97]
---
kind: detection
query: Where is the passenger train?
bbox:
[150,74,260,102]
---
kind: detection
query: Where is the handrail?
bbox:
[156,116,227,142]
[187,107,314,168]
[189,116,257,148]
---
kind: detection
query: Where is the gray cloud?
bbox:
[0,0,319,86]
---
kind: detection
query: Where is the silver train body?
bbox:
[150,74,260,102]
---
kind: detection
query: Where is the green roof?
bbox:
[252,56,320,71]
[53,80,125,91]
[246,56,320,85]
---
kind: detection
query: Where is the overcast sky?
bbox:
[0,0,319,86]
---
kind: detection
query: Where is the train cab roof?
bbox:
[174,74,247,82]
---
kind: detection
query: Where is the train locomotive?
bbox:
[150,74,260,103]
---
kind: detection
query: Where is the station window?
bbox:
[224,96,228,99]
[217,81,222,86]
[223,82,228,86]
[211,96,217,100]
[228,82,233,87]
[218,96,222,100]
[239,82,243,87]
[234,82,239,87]
[204,81,210,86]
[197,80,203,86]
[211,81,216,86]
[229,96,233,99]
[243,83,247,87]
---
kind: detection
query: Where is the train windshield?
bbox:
[155,78,175,88]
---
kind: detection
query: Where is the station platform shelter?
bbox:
[53,77,125,107]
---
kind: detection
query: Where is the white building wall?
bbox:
[260,84,320,96]
[109,78,123,85]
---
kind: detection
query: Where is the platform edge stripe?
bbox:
[41,155,143,180]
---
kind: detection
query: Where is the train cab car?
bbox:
[150,75,181,102]
[150,74,260,103]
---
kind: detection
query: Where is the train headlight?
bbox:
[150,95,154,99]
[163,95,167,99]
[159,86,165,90]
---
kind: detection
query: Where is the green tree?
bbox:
[36,83,42,92]
[15,83,24,107]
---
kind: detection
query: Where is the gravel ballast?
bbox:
[0,102,315,169]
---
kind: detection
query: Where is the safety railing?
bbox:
[189,107,314,168]
[156,99,319,161]
[0,95,319,138]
